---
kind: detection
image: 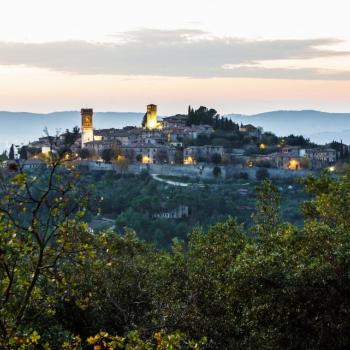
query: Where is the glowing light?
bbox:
[329,166,335,172]
[116,155,126,161]
[145,104,162,130]
[142,155,151,164]
[41,146,51,155]
[259,143,266,150]
[184,156,194,165]
[288,159,300,170]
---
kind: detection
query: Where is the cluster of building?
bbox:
[80,105,222,165]
[23,104,345,171]
[272,146,337,170]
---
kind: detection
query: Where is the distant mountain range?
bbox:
[1,109,350,152]
[225,110,350,144]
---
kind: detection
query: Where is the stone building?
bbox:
[183,145,224,164]
[145,104,162,130]
[81,108,94,147]
[120,143,176,164]
[162,114,188,129]
[152,205,189,219]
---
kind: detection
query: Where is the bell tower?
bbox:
[81,108,94,147]
[145,104,159,130]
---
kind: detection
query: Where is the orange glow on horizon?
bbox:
[0,66,350,114]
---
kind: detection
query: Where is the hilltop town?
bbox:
[3,104,348,179]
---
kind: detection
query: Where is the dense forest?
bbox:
[1,155,350,349]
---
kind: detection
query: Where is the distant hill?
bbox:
[0,111,144,152]
[1,109,350,152]
[226,110,350,144]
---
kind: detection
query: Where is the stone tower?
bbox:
[81,108,94,147]
[145,104,159,130]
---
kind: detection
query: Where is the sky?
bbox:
[0,0,350,115]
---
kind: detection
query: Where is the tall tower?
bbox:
[145,104,159,130]
[81,108,94,147]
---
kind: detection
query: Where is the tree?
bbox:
[101,148,116,163]
[8,144,15,160]
[142,113,147,128]
[151,219,246,348]
[256,167,269,181]
[0,152,90,346]
[19,146,28,160]
[79,148,91,159]
[213,166,221,177]
[186,105,238,131]
[252,179,281,237]
[282,134,313,147]
[64,126,80,147]
[0,151,8,162]
[211,153,222,164]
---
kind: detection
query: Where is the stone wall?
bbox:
[86,161,225,179]
[85,161,315,180]
[128,164,226,179]
[225,165,315,180]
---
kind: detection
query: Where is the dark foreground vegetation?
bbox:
[1,155,350,349]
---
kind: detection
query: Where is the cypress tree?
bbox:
[9,144,15,160]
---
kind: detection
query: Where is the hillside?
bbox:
[226,110,350,144]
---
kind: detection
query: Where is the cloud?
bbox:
[0,29,350,79]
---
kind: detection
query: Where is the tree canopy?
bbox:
[1,152,350,349]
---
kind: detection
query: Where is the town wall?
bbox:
[87,161,315,180]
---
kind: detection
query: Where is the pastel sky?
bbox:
[1,0,350,115]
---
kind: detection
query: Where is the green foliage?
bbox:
[82,172,306,247]
[101,148,116,163]
[9,144,15,160]
[141,112,147,128]
[64,127,80,147]
[187,106,239,131]
[0,150,9,162]
[0,155,92,348]
[79,148,91,160]
[252,179,281,236]
[3,156,350,348]
[282,134,314,147]
[212,166,221,178]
